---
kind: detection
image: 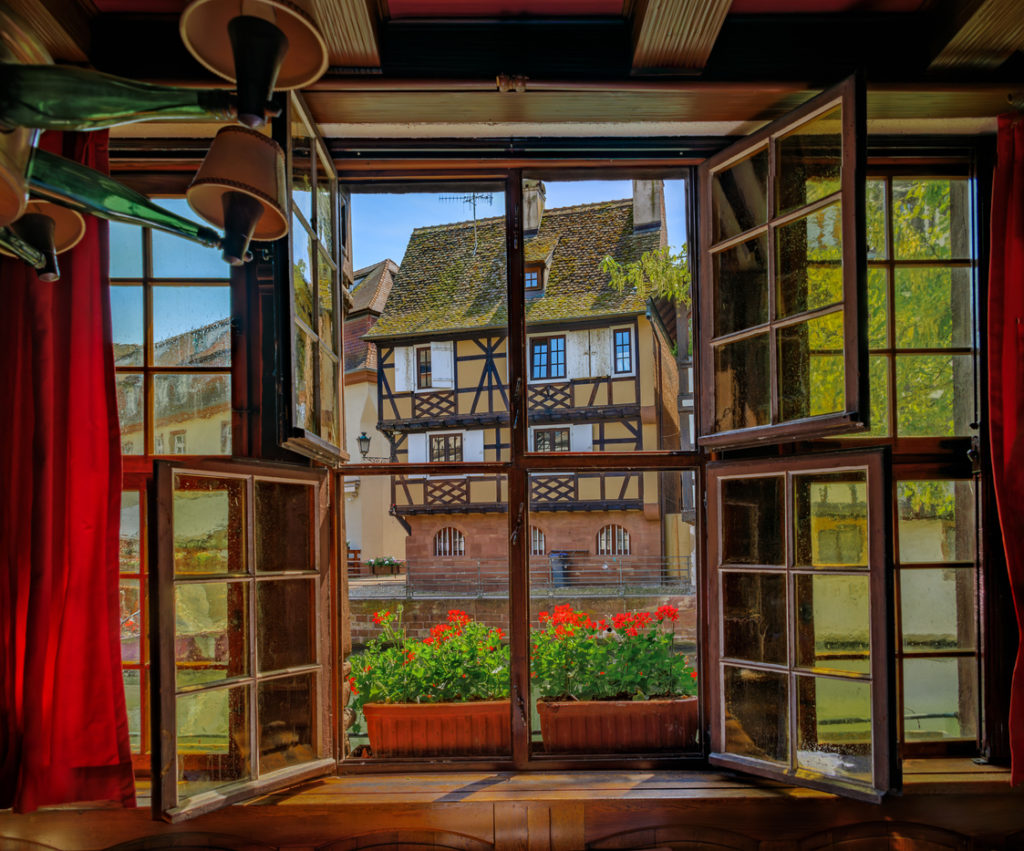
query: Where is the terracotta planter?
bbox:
[536,696,698,753]
[362,700,511,757]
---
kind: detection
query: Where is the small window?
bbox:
[525,263,542,292]
[597,524,630,556]
[429,432,462,462]
[154,434,164,455]
[613,328,633,374]
[534,427,570,452]
[171,430,187,455]
[416,346,432,390]
[530,526,546,556]
[220,421,231,455]
[434,526,466,557]
[530,336,566,380]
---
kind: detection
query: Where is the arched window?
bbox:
[434,526,465,557]
[530,526,546,556]
[597,524,630,556]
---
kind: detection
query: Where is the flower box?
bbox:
[362,700,511,757]
[536,696,698,753]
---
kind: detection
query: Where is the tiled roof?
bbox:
[349,258,398,315]
[365,199,661,340]
[344,313,379,372]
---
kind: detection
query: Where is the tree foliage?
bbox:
[601,245,691,307]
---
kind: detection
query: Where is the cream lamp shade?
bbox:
[0,127,34,227]
[0,199,87,282]
[187,125,288,265]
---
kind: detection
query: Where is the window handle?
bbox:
[510,501,524,545]
[512,377,522,430]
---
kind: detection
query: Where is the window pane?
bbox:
[864,355,890,438]
[775,106,842,216]
[892,178,970,261]
[116,373,144,455]
[174,582,249,687]
[713,234,768,336]
[777,311,845,421]
[120,578,142,662]
[712,147,769,242]
[796,675,872,782]
[793,470,868,569]
[172,474,246,575]
[316,149,334,254]
[896,480,976,563]
[111,286,144,366]
[794,574,871,674]
[294,326,318,434]
[894,267,973,349]
[720,476,785,566]
[775,202,843,320]
[292,218,314,329]
[152,286,231,367]
[123,668,142,752]
[257,580,316,672]
[902,657,977,740]
[722,572,786,665]
[895,354,974,436]
[152,199,226,278]
[109,221,143,278]
[255,480,314,573]
[723,665,789,763]
[713,333,770,432]
[318,248,336,352]
[900,568,976,652]
[176,685,250,799]
[120,490,142,573]
[154,373,231,454]
[320,353,340,446]
[866,179,887,261]
[259,673,316,774]
[292,123,313,226]
[867,267,888,349]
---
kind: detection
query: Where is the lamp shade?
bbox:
[180,0,328,90]
[0,126,35,227]
[0,199,87,282]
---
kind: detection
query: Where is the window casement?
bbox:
[434,526,466,557]
[597,524,631,556]
[429,432,463,462]
[525,262,543,293]
[171,430,187,455]
[533,427,570,452]
[530,335,566,381]
[416,345,432,389]
[613,327,633,374]
[530,526,546,556]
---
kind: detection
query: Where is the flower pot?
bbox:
[536,696,698,753]
[362,700,511,757]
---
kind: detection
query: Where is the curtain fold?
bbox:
[0,130,135,811]
[989,113,1024,785]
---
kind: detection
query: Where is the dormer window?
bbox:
[525,262,543,294]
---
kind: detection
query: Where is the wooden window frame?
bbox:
[429,432,463,463]
[533,427,570,452]
[530,335,567,381]
[613,327,633,375]
[596,523,631,556]
[416,345,433,390]
[524,262,542,292]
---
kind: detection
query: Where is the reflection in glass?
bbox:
[896,480,976,563]
[257,580,315,672]
[793,470,868,568]
[154,373,231,455]
[292,218,314,329]
[796,675,872,782]
[795,574,870,673]
[713,233,768,337]
[900,568,976,652]
[318,248,336,352]
[120,490,142,573]
[111,286,144,366]
[723,666,789,763]
[712,147,769,242]
[292,128,313,225]
[255,480,313,573]
[866,180,887,261]
[720,476,784,565]
[894,267,973,349]
[713,333,770,432]
[902,657,977,740]
[895,354,974,437]
[775,106,842,216]
[124,668,142,752]
[892,179,970,261]
[294,326,317,434]
[176,685,250,799]
[862,355,890,439]
[867,267,888,349]
[172,474,245,575]
[152,286,231,367]
[775,203,842,319]
[722,572,786,664]
[116,373,144,455]
[174,582,248,687]
[258,674,316,774]
[778,311,845,422]
[152,199,227,279]
[109,221,143,278]
[315,150,334,254]
[320,352,340,446]
[120,578,142,662]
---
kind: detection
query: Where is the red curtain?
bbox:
[0,131,135,811]
[990,113,1024,785]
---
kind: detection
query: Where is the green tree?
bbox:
[601,245,691,307]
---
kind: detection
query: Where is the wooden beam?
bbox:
[628,0,733,74]
[2,0,92,63]
[312,0,383,70]
[930,0,1024,70]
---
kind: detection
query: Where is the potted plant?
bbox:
[348,606,511,757]
[365,555,404,576]
[531,603,698,753]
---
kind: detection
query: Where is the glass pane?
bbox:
[895,354,974,437]
[776,106,842,216]
[720,476,784,566]
[255,480,314,573]
[123,668,142,752]
[793,470,868,568]
[292,123,314,226]
[111,285,144,366]
[119,490,142,573]
[900,568,976,652]
[172,474,246,575]
[174,582,249,687]
[722,572,786,664]
[294,326,318,434]
[866,179,887,261]
[712,147,769,242]
[713,333,770,432]
[713,233,768,336]
[902,657,977,740]
[109,221,143,278]
[152,286,231,367]
[795,574,871,674]
[318,248,336,352]
[152,199,227,278]
[867,267,888,349]
[116,373,144,455]
[892,178,971,261]
[176,685,250,799]
[897,479,976,563]
[777,311,844,421]
[796,675,872,782]
[154,373,232,455]
[775,202,843,319]
[120,578,142,663]
[292,217,314,329]
[320,352,340,446]
[259,673,316,774]
[316,148,335,254]
[894,267,973,349]
[723,665,789,763]
[257,580,316,672]
[863,355,890,438]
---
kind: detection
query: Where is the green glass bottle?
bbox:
[0,225,45,269]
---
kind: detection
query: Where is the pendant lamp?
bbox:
[0,199,85,281]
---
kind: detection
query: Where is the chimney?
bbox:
[632,179,664,233]
[523,179,546,236]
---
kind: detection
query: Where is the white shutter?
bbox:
[407,432,426,463]
[566,330,590,379]
[570,423,593,452]
[463,429,484,462]
[431,340,454,388]
[590,328,612,376]
[393,346,413,392]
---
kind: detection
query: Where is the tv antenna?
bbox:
[439,192,494,254]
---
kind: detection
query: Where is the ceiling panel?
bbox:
[387,0,624,17]
[729,0,926,11]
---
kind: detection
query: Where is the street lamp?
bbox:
[357,432,371,458]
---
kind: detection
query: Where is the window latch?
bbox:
[512,377,522,430]
[510,501,524,545]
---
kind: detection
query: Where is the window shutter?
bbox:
[407,432,427,463]
[590,328,612,376]
[393,346,412,392]
[566,330,590,379]
[431,340,454,388]
[570,423,593,452]
[463,429,484,461]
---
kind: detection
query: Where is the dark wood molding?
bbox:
[628,0,734,75]
[928,0,1024,71]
